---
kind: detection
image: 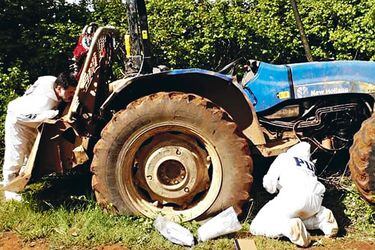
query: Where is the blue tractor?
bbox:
[6,0,374,221]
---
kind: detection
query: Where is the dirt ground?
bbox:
[309,241,375,250]
[0,232,128,250]
[306,237,375,250]
[0,232,48,250]
[1,231,374,250]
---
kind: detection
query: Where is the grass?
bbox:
[0,168,374,249]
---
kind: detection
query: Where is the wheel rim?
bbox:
[116,122,223,221]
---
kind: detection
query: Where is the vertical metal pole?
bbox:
[290,0,313,62]
[136,0,153,73]
[124,0,153,74]
[125,0,142,73]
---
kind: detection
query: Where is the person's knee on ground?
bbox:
[249,197,300,239]
[250,217,286,238]
[250,200,283,238]
[303,206,338,237]
[320,208,338,237]
[283,218,311,247]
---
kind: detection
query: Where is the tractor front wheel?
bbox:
[91,92,253,221]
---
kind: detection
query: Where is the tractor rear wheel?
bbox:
[349,112,375,204]
[91,92,253,221]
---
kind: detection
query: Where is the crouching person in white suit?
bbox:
[250,142,338,247]
[2,73,77,201]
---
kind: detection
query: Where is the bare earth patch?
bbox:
[0,232,131,250]
[0,232,48,250]
[0,232,22,249]
[309,238,375,250]
[96,245,128,250]
[1,231,374,249]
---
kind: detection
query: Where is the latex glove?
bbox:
[262,154,287,194]
[263,174,278,194]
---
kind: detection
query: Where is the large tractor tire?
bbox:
[349,112,375,204]
[91,92,253,221]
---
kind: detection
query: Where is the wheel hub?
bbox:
[135,133,211,206]
[157,159,186,186]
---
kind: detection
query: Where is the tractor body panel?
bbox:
[290,61,375,99]
[243,62,290,112]
[244,60,375,112]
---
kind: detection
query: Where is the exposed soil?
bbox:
[0,231,130,250]
[0,232,21,250]
[96,245,128,250]
[308,238,375,250]
[1,231,374,250]
[0,232,48,250]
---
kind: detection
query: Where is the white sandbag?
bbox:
[153,216,194,246]
[198,206,242,242]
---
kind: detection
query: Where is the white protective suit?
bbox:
[250,142,338,247]
[2,76,60,199]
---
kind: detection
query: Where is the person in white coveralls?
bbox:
[2,72,77,201]
[250,141,338,247]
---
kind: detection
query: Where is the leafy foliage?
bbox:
[1,0,374,75]
[90,0,129,34]
[147,0,375,68]
[342,183,375,234]
[0,0,90,78]
[0,64,29,168]
[147,0,263,69]
[300,0,375,60]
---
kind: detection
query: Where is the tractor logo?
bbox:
[296,86,308,98]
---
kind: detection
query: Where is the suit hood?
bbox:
[286,142,311,161]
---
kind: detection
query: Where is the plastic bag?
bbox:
[153,216,194,246]
[198,206,242,241]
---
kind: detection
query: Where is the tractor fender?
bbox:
[101,69,266,145]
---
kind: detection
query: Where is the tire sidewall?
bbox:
[94,93,252,219]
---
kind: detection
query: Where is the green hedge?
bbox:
[147,0,375,68]
[2,0,374,76]
[0,64,29,167]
